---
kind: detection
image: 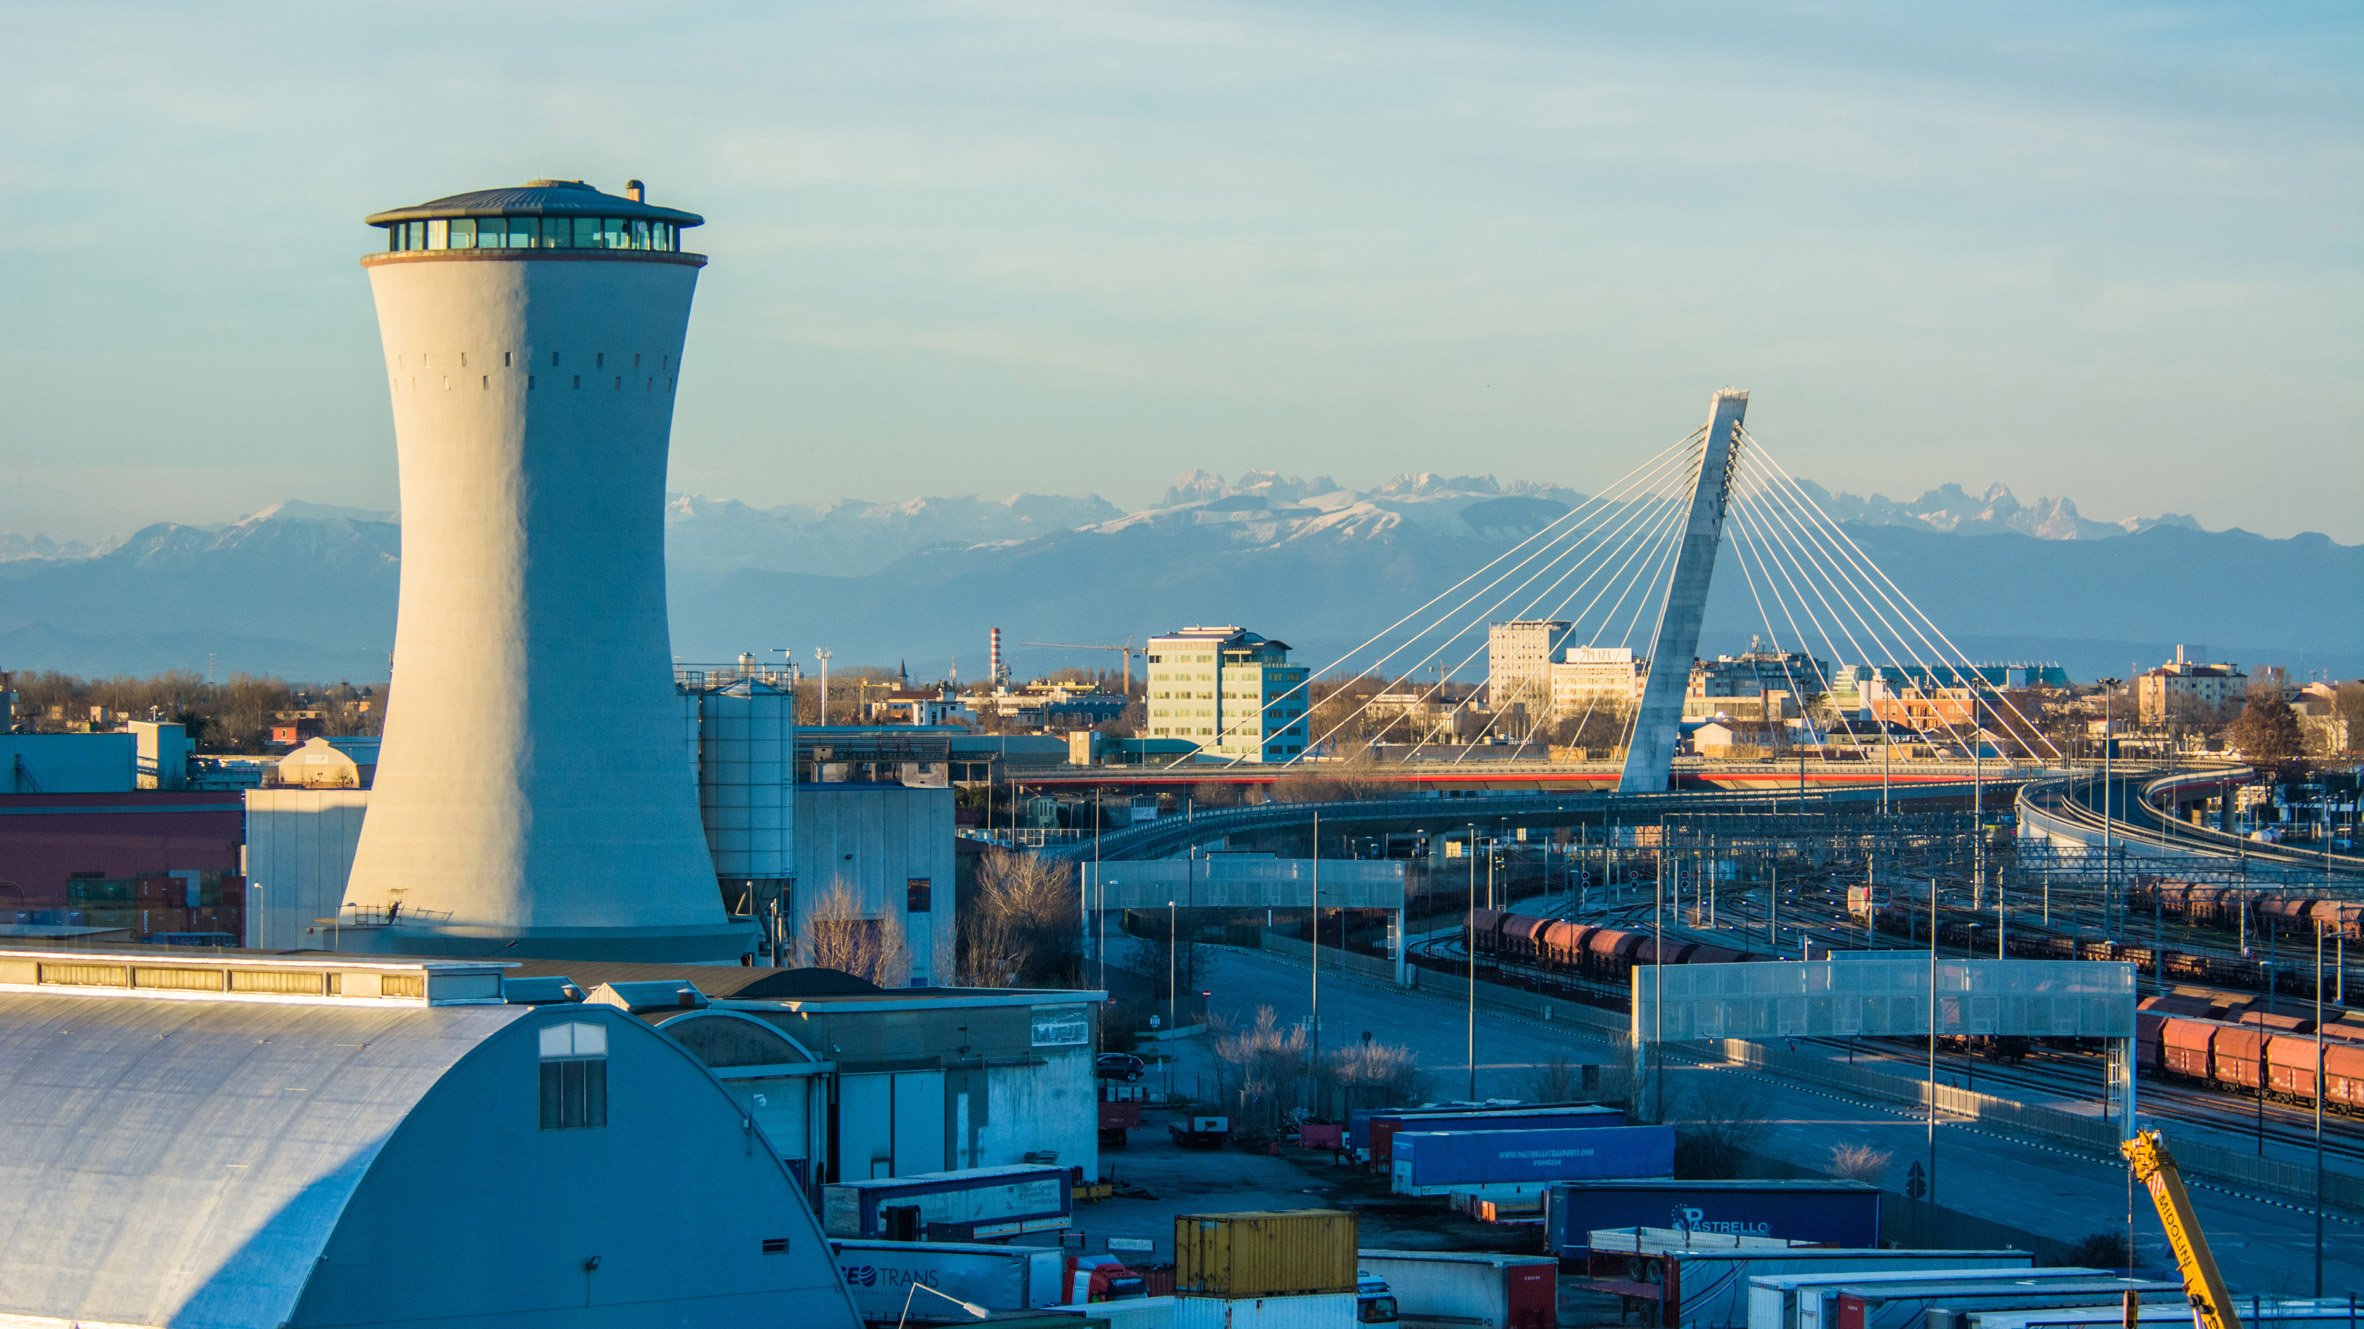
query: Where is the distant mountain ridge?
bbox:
[0,475,2352,681]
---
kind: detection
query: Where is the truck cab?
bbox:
[1066,1252,1146,1302]
[1357,1274,1399,1326]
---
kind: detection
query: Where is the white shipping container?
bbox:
[1745,1263,2057,1329]
[1173,1293,1359,1329]
[1051,1296,1182,1329]
[1356,1250,1557,1329]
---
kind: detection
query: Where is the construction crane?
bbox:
[1021,641,1139,695]
[2120,1129,2240,1329]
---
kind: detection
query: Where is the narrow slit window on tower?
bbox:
[595,352,604,368]
[612,376,621,390]
[481,375,489,390]
[551,350,561,367]
[503,351,512,367]
[572,375,581,389]
[459,352,467,368]
[633,353,641,368]
[528,375,536,390]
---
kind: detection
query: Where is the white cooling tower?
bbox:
[340,179,751,961]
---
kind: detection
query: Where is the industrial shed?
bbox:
[0,951,859,1329]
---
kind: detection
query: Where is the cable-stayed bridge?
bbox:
[1114,387,2063,793]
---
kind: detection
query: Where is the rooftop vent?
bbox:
[625,179,646,203]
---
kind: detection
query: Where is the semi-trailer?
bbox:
[1545,1179,1882,1257]
[1579,1233,2036,1329]
[829,1239,1069,1322]
[1356,1250,1558,1329]
[1813,1278,2182,1329]
[1749,1268,2117,1329]
[1390,1125,1674,1195]
[822,1163,1073,1241]
[1352,1104,1626,1168]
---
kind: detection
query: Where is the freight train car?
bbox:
[1464,910,1766,987]
[2143,1013,2364,1115]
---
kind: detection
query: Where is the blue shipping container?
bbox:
[1392,1125,1674,1192]
[1358,1104,1627,1165]
[1543,1179,1882,1255]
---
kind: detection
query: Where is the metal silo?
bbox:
[697,678,795,938]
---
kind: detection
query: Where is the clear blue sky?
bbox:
[3,2,2357,542]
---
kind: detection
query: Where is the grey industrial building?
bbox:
[516,960,1103,1186]
[0,950,860,1329]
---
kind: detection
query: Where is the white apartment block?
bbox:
[1146,626,1309,762]
[1550,646,1645,717]
[1487,620,1577,721]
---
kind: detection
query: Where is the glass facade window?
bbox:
[382,214,686,253]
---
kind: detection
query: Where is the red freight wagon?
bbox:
[2160,1018,2217,1079]
[2212,1026,2266,1090]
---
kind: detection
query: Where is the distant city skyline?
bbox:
[4,3,2358,543]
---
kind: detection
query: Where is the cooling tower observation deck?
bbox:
[343,179,751,961]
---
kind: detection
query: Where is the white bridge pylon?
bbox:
[1618,389,1749,793]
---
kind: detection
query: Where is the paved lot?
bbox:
[1138,941,2364,1298]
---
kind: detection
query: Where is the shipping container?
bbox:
[1172,1293,1360,1329]
[1586,1243,2034,1329]
[1357,1250,1557,1329]
[828,1239,1069,1322]
[1392,1126,1673,1195]
[1050,1296,1181,1329]
[1817,1278,2179,1329]
[1545,1180,1881,1257]
[1750,1269,2118,1329]
[822,1164,1073,1241]
[1359,1104,1626,1167]
[1174,1211,1357,1298]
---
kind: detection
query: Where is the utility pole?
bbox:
[1466,821,1478,1102]
[2315,920,2327,1296]
[1926,877,1939,1210]
[2098,678,2120,932]
[1310,810,1321,1069]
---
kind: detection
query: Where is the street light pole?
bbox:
[2313,919,2326,1295]
[1167,900,1177,1040]
[2097,679,2120,932]
[1310,810,1321,1070]
[1466,821,1478,1102]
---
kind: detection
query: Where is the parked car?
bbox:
[1096,1052,1147,1082]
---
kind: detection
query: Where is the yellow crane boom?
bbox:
[2119,1129,2240,1329]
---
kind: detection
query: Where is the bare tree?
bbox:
[1521,1054,1592,1104]
[1828,1143,1892,1183]
[1211,1006,1312,1138]
[1668,1076,1770,1178]
[958,849,1080,988]
[800,879,912,988]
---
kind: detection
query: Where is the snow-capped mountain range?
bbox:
[0,474,2351,681]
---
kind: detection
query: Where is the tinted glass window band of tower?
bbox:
[344,179,752,962]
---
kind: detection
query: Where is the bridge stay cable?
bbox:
[1739,434,2059,761]
[1452,480,1700,764]
[1161,427,1706,768]
[1268,440,1701,768]
[1437,471,1700,756]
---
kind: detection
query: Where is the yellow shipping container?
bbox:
[1173,1209,1357,1297]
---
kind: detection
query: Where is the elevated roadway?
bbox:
[1050,772,2040,865]
[2018,766,2364,881]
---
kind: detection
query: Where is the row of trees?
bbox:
[3,669,381,750]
